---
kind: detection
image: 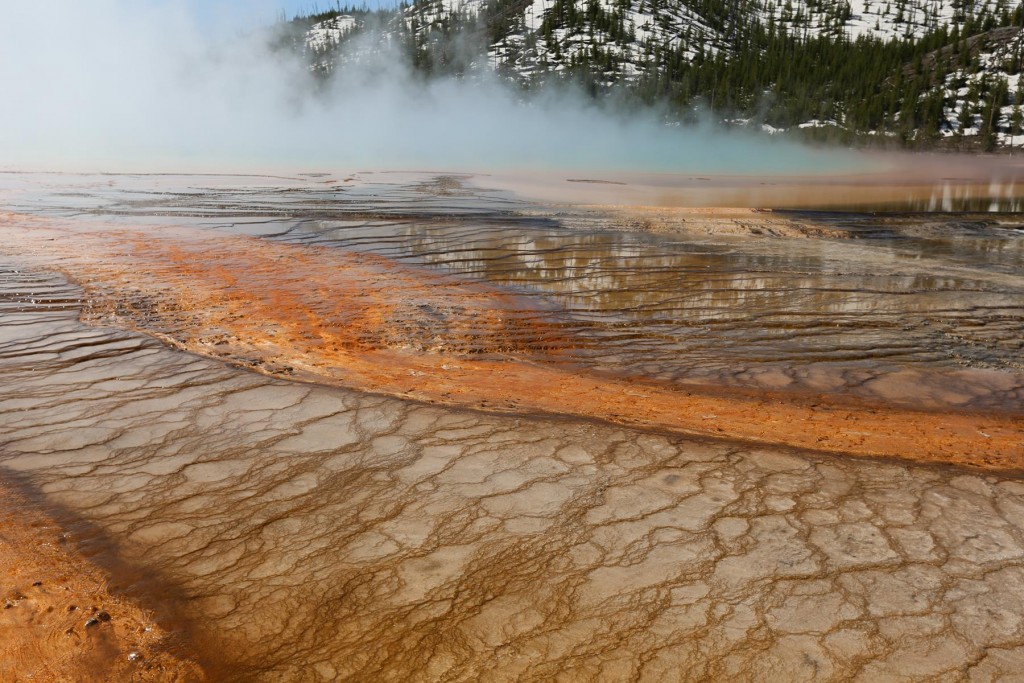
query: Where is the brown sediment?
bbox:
[4,200,1024,681]
[0,482,204,682]
[564,205,855,238]
[522,178,1022,210]
[490,155,1024,209]
[1,211,1021,472]
[574,203,1024,239]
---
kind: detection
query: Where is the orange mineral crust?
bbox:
[1,212,1021,470]
[0,483,204,682]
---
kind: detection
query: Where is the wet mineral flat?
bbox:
[1,171,1023,681]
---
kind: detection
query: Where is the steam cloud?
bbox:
[0,0,857,173]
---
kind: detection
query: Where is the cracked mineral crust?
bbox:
[1,172,1023,681]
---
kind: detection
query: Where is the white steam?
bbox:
[0,0,857,173]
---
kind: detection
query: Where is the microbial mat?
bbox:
[0,170,1023,681]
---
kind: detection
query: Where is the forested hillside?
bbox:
[278,0,1024,149]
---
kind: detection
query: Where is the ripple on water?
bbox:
[1,174,1024,680]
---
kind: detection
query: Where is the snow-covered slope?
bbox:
[926,26,1024,141]
[396,0,1012,81]
[306,15,359,52]
[489,0,727,80]
[295,0,1024,146]
[769,0,1004,40]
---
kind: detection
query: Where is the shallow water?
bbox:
[1,171,1024,680]
[6,171,1022,412]
[289,214,1024,408]
[3,263,1024,681]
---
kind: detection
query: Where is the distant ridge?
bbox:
[282,0,1024,149]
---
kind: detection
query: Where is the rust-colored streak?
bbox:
[2,213,1021,471]
[0,483,205,682]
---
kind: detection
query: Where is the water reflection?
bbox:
[2,172,1024,681]
[2,170,1023,414]
[2,264,1024,681]
[289,215,1024,411]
